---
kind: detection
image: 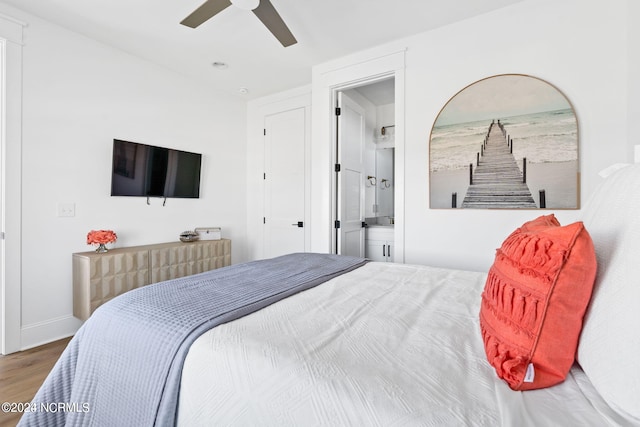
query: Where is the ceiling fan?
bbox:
[180,0,297,47]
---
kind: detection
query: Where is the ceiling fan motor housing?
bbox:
[230,0,259,11]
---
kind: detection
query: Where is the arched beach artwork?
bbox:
[429,74,578,209]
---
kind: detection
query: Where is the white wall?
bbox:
[404,0,628,271]
[0,4,248,349]
[311,0,634,272]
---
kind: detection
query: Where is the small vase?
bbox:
[95,243,108,253]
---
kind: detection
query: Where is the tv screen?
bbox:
[111,139,202,198]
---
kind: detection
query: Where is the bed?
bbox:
[20,163,640,426]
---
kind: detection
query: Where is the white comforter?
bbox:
[178,262,629,426]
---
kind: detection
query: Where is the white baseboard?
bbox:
[20,315,83,351]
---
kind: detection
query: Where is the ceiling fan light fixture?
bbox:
[230,0,259,11]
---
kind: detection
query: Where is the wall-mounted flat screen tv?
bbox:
[111,139,202,198]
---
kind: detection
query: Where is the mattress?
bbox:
[178,262,627,426]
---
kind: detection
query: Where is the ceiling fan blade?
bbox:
[252,0,297,47]
[181,0,232,28]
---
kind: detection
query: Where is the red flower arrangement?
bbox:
[86,229,117,246]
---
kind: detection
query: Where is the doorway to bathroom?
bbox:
[334,77,395,259]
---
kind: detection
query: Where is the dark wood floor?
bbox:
[0,337,71,427]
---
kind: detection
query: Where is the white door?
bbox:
[337,92,365,257]
[263,108,306,258]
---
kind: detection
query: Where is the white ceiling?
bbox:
[2,0,525,99]
[354,78,395,107]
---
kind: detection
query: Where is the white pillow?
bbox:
[577,164,640,421]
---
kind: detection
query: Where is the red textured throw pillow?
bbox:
[479,214,597,390]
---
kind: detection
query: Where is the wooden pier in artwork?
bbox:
[461,121,537,208]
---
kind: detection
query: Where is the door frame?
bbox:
[1,14,26,354]
[246,87,311,261]
[310,48,406,262]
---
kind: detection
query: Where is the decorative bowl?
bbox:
[179,231,199,243]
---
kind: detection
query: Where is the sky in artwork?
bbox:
[434,75,572,126]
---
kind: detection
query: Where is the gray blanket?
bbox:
[19,253,367,427]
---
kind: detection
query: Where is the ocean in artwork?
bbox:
[430,108,577,172]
